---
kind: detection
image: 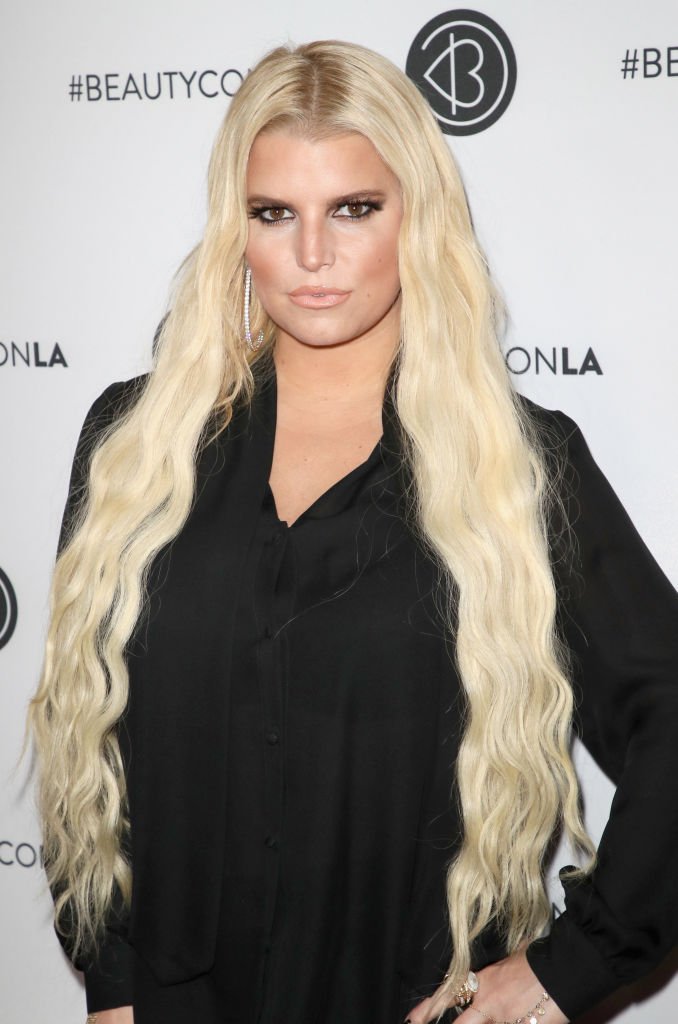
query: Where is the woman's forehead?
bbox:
[246,130,399,192]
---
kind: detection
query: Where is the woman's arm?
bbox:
[50,379,145,1012]
[406,407,678,1022]
[524,409,678,1018]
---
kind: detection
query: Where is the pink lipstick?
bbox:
[289,286,350,309]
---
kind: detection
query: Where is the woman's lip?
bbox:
[288,289,350,309]
[289,286,349,296]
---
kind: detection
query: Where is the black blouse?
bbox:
[214,376,461,1024]
[55,365,678,1023]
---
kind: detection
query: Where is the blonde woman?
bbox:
[28,40,678,1024]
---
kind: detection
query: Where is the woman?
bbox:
[28,40,678,1024]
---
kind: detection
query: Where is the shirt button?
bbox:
[264,835,279,849]
[265,730,279,745]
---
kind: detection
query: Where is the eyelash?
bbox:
[247,200,383,227]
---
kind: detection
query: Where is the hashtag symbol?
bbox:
[69,75,83,101]
[620,50,638,79]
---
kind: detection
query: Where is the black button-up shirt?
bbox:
[213,388,463,1023]
[57,368,678,1023]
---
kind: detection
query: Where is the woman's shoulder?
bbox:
[516,393,674,602]
[57,375,149,554]
[82,373,149,432]
[514,394,613,561]
[518,391,598,491]
[516,393,582,450]
[72,374,148,468]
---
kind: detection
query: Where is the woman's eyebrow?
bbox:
[247,195,289,206]
[331,190,388,204]
[246,189,388,207]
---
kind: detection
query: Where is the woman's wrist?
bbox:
[85,1008,134,1023]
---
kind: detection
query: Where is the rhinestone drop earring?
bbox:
[244,267,264,351]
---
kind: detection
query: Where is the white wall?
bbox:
[2,2,676,1020]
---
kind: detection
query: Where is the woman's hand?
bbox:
[404,950,568,1024]
[90,1006,134,1023]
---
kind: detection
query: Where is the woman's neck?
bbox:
[272,312,400,414]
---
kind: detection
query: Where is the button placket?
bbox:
[254,519,293,975]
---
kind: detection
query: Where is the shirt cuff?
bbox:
[526,911,621,1021]
[83,929,135,1013]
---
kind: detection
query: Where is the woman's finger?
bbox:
[404,983,456,1023]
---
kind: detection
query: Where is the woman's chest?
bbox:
[268,407,384,525]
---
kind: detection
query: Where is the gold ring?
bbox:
[452,970,480,1008]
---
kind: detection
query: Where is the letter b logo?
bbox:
[407,10,517,135]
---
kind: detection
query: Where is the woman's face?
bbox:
[245,129,403,349]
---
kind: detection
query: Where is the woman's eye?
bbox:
[248,201,379,224]
[336,202,373,219]
[251,207,293,224]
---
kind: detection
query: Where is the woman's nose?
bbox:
[295,219,335,272]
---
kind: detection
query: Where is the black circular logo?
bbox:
[406,10,517,136]
[0,568,18,650]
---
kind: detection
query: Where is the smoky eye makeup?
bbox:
[247,192,387,226]
[333,198,384,219]
[247,205,294,224]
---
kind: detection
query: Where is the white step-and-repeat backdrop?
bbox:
[2,1,676,1020]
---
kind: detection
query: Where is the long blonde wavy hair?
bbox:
[27,40,594,992]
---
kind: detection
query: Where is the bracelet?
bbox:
[469,990,550,1024]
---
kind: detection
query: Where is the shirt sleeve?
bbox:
[52,883,136,1012]
[51,377,144,1010]
[525,408,678,1020]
